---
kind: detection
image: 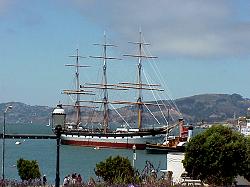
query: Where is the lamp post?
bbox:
[2,105,12,182]
[52,105,65,187]
[55,125,62,187]
[132,144,136,168]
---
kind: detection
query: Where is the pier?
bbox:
[0,133,56,139]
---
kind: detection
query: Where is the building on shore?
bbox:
[238,108,250,136]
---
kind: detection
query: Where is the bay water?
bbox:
[0,123,167,184]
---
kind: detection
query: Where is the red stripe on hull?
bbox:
[61,139,146,150]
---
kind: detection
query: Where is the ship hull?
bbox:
[145,144,185,154]
[145,143,186,154]
[61,133,164,150]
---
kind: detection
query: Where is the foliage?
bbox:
[95,155,139,185]
[17,158,41,181]
[240,136,250,181]
[183,125,249,186]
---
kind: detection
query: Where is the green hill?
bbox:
[1,93,249,125]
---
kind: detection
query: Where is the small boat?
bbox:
[146,119,193,154]
[146,138,187,154]
[46,119,51,127]
[15,141,21,145]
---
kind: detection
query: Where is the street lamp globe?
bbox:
[52,104,66,130]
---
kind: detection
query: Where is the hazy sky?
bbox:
[0,0,250,106]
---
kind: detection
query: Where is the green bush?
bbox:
[17,158,41,181]
[95,155,139,185]
[183,125,249,186]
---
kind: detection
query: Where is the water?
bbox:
[0,124,167,184]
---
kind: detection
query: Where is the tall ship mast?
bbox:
[62,49,93,128]
[80,33,123,133]
[115,31,163,130]
[57,32,179,150]
[122,31,160,130]
[89,34,120,133]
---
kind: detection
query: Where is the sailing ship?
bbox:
[58,32,178,150]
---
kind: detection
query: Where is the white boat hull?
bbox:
[61,133,164,150]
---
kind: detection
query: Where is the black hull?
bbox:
[145,143,185,154]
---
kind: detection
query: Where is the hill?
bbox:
[175,93,250,123]
[0,102,53,125]
[1,93,250,125]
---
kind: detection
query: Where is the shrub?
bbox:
[17,158,41,181]
[95,155,139,185]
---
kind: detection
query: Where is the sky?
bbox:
[1,0,250,107]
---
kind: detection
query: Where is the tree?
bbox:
[183,125,249,186]
[241,136,250,181]
[95,155,138,185]
[17,158,41,181]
